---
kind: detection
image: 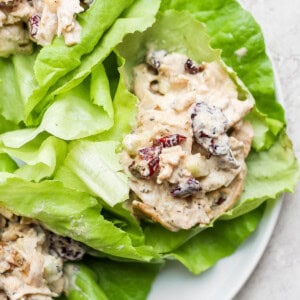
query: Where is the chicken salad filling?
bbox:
[0,0,92,57]
[0,208,85,299]
[121,51,254,231]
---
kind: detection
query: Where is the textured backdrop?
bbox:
[235,1,300,299]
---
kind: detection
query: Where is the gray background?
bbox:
[235,1,300,299]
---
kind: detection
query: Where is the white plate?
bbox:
[149,55,284,300]
[149,198,282,300]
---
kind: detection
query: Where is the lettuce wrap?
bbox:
[0,0,299,299]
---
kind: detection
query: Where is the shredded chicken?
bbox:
[0,23,33,56]
[0,0,91,57]
[0,208,85,299]
[121,51,254,231]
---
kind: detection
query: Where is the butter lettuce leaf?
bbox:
[246,108,283,151]
[117,10,220,88]
[64,264,108,300]
[87,260,162,300]
[160,0,285,127]
[116,11,279,151]
[96,55,138,143]
[2,135,67,182]
[55,141,129,207]
[117,8,283,150]
[168,205,264,274]
[223,133,299,219]
[0,115,18,135]
[0,0,160,126]
[0,67,114,146]
[26,0,161,125]
[0,153,18,173]
[64,260,162,300]
[0,57,25,124]
[34,0,134,88]
[0,175,157,261]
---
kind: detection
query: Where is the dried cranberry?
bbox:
[138,145,162,160]
[171,178,201,198]
[216,197,226,205]
[29,14,41,38]
[184,59,204,74]
[199,131,210,138]
[154,134,186,148]
[147,65,159,75]
[129,146,162,179]
[129,134,186,180]
[147,156,160,175]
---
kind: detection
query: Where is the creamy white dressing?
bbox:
[121,51,254,231]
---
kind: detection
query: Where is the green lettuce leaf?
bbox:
[116,8,283,150]
[144,224,202,254]
[222,133,299,219]
[34,0,134,88]
[55,141,129,207]
[91,64,114,119]
[86,259,162,300]
[0,0,159,126]
[246,108,283,151]
[52,128,144,244]
[0,57,25,124]
[64,264,108,300]
[0,69,114,146]
[0,115,18,134]
[160,0,285,139]
[168,205,264,274]
[64,260,162,300]
[1,135,67,182]
[26,0,161,124]
[117,10,220,88]
[0,175,157,261]
[0,52,42,125]
[0,153,18,173]
[116,10,283,153]
[96,54,138,143]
